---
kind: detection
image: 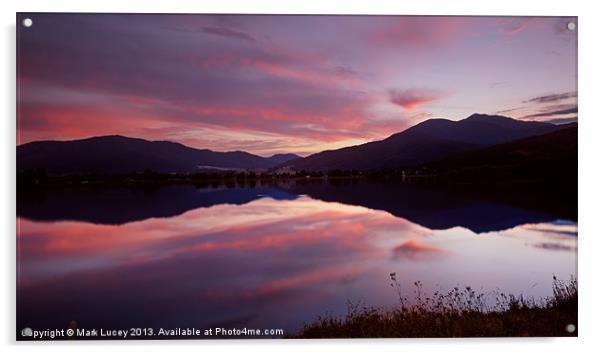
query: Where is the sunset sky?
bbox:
[17,14,577,156]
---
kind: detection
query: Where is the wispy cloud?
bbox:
[522,105,577,119]
[542,117,578,125]
[490,81,507,89]
[201,26,257,42]
[531,242,576,252]
[374,17,466,48]
[334,65,357,79]
[495,106,525,114]
[499,17,536,34]
[524,92,577,104]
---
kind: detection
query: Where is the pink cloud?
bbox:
[374,17,467,47]
[17,81,394,154]
[246,59,359,87]
[388,88,444,110]
[499,17,536,34]
[392,239,444,261]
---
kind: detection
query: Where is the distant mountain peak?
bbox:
[463,113,515,122]
[266,153,301,164]
[270,153,300,159]
[278,112,563,172]
[97,134,176,144]
[404,114,526,134]
[466,113,501,119]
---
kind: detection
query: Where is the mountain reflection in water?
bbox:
[17,180,577,336]
[17,180,574,233]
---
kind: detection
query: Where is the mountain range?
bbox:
[17,135,300,174]
[277,113,570,171]
[422,123,577,182]
[17,114,575,175]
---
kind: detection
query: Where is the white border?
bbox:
[2,0,600,353]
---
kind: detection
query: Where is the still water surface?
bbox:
[17,181,577,336]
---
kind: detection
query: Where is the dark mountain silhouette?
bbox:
[266,153,301,165]
[424,124,577,183]
[17,135,297,174]
[277,114,563,171]
[17,114,562,175]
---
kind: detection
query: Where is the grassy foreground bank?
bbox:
[292,276,577,338]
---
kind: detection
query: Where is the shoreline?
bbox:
[291,277,578,338]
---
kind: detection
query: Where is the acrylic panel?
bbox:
[16,13,577,340]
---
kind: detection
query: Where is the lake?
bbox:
[16,180,577,338]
